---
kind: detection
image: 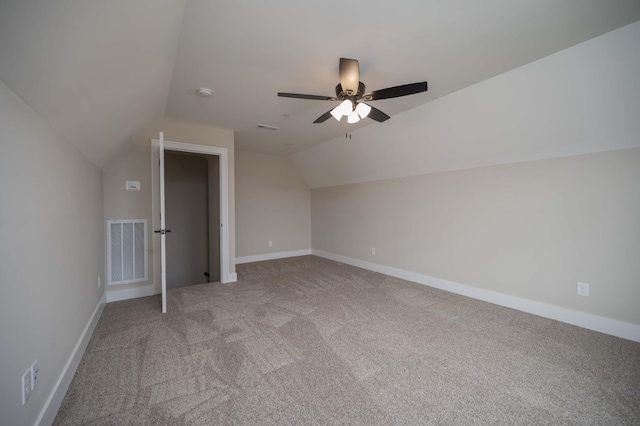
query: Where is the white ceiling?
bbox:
[1,1,640,167]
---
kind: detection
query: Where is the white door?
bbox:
[158,132,168,313]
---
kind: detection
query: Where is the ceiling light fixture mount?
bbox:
[197,87,212,97]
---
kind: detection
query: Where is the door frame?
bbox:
[151,139,234,292]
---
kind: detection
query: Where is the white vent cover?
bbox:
[257,124,280,130]
[107,219,147,286]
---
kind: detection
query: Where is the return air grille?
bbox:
[107,219,147,285]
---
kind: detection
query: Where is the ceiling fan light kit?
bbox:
[355,102,371,119]
[347,110,360,124]
[337,99,353,114]
[278,58,428,124]
[331,99,354,121]
[328,98,372,123]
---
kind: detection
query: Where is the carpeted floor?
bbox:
[54,256,640,425]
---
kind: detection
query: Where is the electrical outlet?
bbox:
[22,368,32,405]
[371,247,376,255]
[268,241,273,247]
[31,360,39,390]
[577,282,590,297]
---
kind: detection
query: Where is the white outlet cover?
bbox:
[31,360,39,390]
[577,282,590,297]
[22,369,31,405]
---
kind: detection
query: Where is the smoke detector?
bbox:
[197,88,212,97]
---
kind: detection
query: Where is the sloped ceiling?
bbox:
[1,1,640,167]
[0,0,187,167]
[290,21,640,188]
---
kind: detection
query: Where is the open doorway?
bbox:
[164,152,220,288]
[151,137,234,313]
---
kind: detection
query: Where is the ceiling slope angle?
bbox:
[2,1,640,161]
[164,0,640,155]
[0,0,188,167]
[290,20,640,189]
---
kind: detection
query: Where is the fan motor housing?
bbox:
[336,82,366,100]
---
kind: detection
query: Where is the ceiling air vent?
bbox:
[257,124,280,131]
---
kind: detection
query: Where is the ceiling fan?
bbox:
[278,58,428,124]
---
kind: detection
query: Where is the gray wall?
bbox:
[165,152,209,289]
[235,151,311,258]
[0,80,104,425]
[102,144,154,295]
[291,20,640,332]
[103,118,235,297]
[311,148,640,326]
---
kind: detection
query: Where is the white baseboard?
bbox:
[312,250,640,343]
[36,292,107,426]
[106,284,156,303]
[226,272,238,283]
[236,249,312,264]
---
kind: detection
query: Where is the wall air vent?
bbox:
[257,124,280,130]
[107,219,147,285]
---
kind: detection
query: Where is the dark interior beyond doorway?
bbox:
[164,151,220,289]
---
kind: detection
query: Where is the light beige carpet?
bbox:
[55,256,640,425]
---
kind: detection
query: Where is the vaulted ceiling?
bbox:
[1,1,640,168]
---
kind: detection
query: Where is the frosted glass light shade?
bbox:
[338,99,352,115]
[330,99,353,121]
[355,102,371,118]
[347,110,360,123]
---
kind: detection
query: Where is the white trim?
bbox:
[106,284,157,303]
[228,272,238,282]
[312,250,640,343]
[36,292,107,426]
[151,139,233,288]
[159,133,166,313]
[236,249,312,264]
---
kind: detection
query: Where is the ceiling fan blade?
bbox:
[278,92,336,101]
[313,110,334,123]
[367,106,391,122]
[364,82,428,101]
[339,58,360,96]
